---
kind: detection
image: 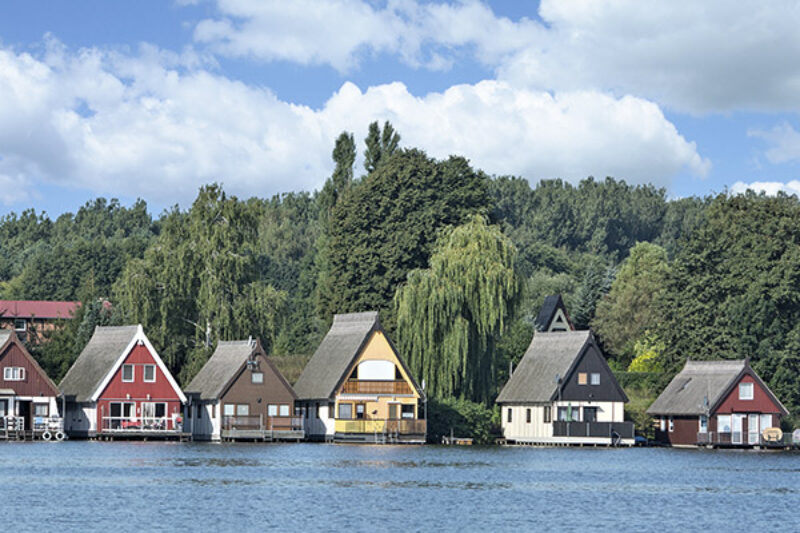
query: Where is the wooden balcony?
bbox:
[341,379,413,395]
[334,418,426,435]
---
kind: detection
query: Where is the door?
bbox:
[18,400,31,431]
[731,414,744,444]
[583,407,598,422]
[388,404,399,420]
[748,414,759,445]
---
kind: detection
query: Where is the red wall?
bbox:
[96,344,183,429]
[0,340,58,397]
[714,373,783,415]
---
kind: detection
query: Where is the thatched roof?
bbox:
[646,359,788,416]
[496,330,593,403]
[59,325,139,402]
[185,339,297,401]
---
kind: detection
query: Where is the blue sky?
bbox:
[1,0,799,218]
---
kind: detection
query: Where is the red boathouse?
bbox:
[60,325,187,439]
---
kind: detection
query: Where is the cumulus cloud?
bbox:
[194,0,800,113]
[731,180,800,197]
[0,41,707,206]
[748,122,800,164]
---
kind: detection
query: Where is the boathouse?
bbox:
[0,330,64,440]
[534,295,574,332]
[59,325,187,439]
[293,311,426,444]
[647,359,789,447]
[496,330,634,446]
[184,338,303,441]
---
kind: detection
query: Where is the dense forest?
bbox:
[2,121,799,437]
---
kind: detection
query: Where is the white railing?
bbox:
[101,416,180,432]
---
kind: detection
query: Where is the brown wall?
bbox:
[654,416,700,446]
[220,352,296,428]
[0,339,59,397]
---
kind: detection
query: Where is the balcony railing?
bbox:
[334,418,426,435]
[697,431,798,447]
[101,416,180,432]
[552,421,635,439]
[341,380,413,395]
[223,415,303,432]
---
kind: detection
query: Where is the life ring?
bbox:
[55,431,66,441]
[42,431,52,441]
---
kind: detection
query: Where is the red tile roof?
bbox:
[0,300,79,319]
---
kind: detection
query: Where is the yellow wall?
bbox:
[334,330,420,423]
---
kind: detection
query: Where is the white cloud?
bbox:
[0,41,707,207]
[193,0,800,113]
[748,122,800,164]
[731,180,800,197]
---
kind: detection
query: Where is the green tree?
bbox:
[394,215,521,403]
[363,120,400,174]
[593,242,671,364]
[570,259,616,329]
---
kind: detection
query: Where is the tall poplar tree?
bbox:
[394,215,521,403]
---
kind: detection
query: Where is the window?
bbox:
[699,415,708,433]
[223,404,235,416]
[14,318,26,331]
[338,403,352,419]
[590,373,600,385]
[236,404,249,416]
[401,404,414,419]
[760,414,772,431]
[143,365,156,383]
[583,407,597,422]
[251,372,264,384]
[122,364,134,382]
[389,404,399,419]
[717,415,731,433]
[3,367,25,381]
[34,404,49,417]
[355,404,365,419]
[668,417,674,432]
[577,372,588,385]
[507,408,512,423]
[660,418,666,431]
[526,408,531,423]
[739,382,754,400]
[279,405,290,417]
[558,406,580,422]
[543,406,551,423]
[0,399,7,417]
[268,404,278,417]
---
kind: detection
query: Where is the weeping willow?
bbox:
[394,215,521,403]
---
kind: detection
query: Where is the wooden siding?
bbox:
[714,373,784,415]
[0,340,59,397]
[654,415,700,446]
[559,344,626,403]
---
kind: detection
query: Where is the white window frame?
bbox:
[34,403,49,417]
[717,414,732,433]
[3,367,25,381]
[590,373,600,385]
[659,417,666,432]
[122,364,134,382]
[251,372,264,384]
[699,415,708,433]
[13,318,26,332]
[760,414,772,431]
[268,404,278,417]
[279,404,290,417]
[739,382,754,400]
[143,364,156,383]
[668,417,674,432]
[236,404,249,416]
[223,404,235,416]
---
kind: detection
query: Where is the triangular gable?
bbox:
[552,333,628,403]
[711,364,789,416]
[0,331,59,396]
[216,340,298,401]
[90,325,186,403]
[335,329,421,399]
[536,295,575,332]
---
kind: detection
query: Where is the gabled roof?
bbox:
[0,300,78,319]
[59,325,186,403]
[647,359,789,416]
[293,311,420,401]
[185,339,297,401]
[0,329,59,395]
[497,330,595,403]
[534,295,574,332]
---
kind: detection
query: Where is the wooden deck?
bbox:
[88,430,193,442]
[221,428,304,442]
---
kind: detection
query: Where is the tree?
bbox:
[324,149,491,324]
[394,215,521,403]
[592,241,671,365]
[570,259,616,330]
[363,120,400,174]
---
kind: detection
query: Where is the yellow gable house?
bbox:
[294,311,426,443]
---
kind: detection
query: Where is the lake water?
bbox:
[1,442,798,532]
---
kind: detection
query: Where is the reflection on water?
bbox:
[0,442,798,532]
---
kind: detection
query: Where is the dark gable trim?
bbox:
[217,340,298,401]
[550,334,628,403]
[710,363,789,416]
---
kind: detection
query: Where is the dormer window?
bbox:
[3,367,25,381]
[739,382,753,400]
[13,319,26,332]
[251,372,264,384]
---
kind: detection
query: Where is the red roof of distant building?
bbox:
[0,300,79,319]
